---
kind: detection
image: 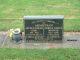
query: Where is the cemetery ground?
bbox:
[0,19,80,31]
[0,0,80,60]
[0,48,80,60]
[0,0,80,31]
[0,32,80,48]
[0,31,80,60]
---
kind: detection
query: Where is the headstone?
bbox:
[24,16,64,41]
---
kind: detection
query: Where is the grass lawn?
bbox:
[0,0,80,31]
[0,19,80,31]
[0,48,80,60]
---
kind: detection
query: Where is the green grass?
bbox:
[64,19,80,31]
[0,0,80,19]
[0,19,80,31]
[0,0,80,31]
[0,19,23,31]
[0,48,80,60]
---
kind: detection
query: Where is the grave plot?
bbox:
[0,32,80,48]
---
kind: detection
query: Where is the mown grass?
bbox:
[0,19,23,31]
[0,48,80,60]
[64,19,80,31]
[0,0,80,31]
[0,19,80,31]
[0,0,80,19]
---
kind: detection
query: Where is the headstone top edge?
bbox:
[23,15,64,20]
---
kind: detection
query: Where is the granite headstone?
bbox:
[24,16,64,41]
